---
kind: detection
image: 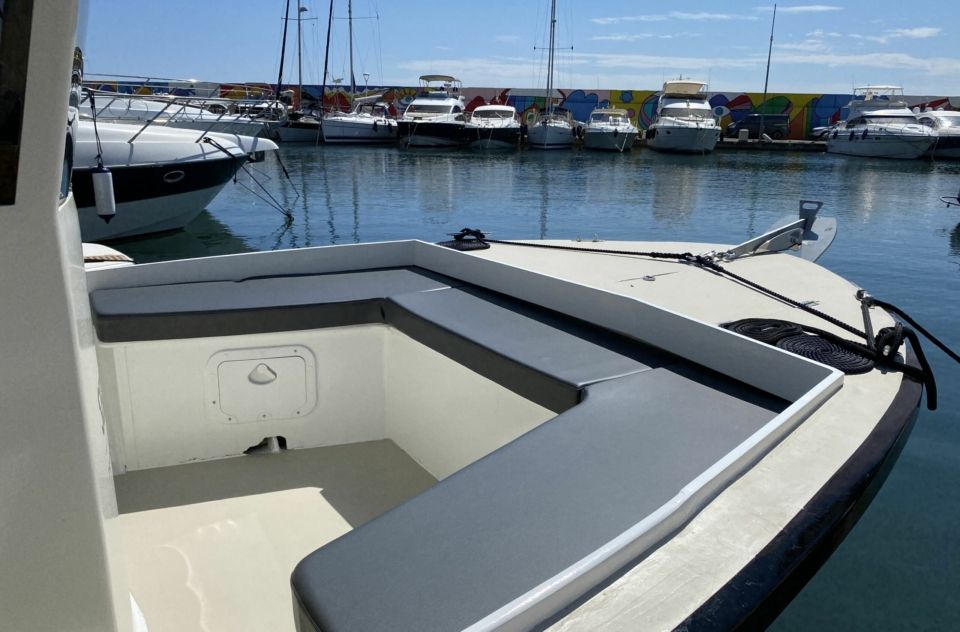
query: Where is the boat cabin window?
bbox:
[406,104,452,114]
[931,116,957,128]
[864,115,917,125]
[661,105,712,119]
[0,0,33,205]
[474,109,512,120]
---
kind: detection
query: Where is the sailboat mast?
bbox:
[297,0,303,110]
[321,0,334,113]
[348,0,356,96]
[545,0,556,117]
[760,3,777,138]
[275,0,292,109]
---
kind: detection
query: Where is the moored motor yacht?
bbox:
[826,86,935,159]
[397,75,467,148]
[581,107,638,152]
[74,119,278,241]
[464,104,522,150]
[322,95,398,144]
[645,80,721,153]
[7,3,959,631]
[916,109,960,159]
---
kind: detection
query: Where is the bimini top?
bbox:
[419,74,459,83]
[661,80,708,97]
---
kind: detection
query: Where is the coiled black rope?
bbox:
[724,318,939,409]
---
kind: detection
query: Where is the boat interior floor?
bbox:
[114,440,436,631]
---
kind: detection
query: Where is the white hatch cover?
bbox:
[205,346,317,423]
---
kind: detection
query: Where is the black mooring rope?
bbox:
[201,137,293,220]
[439,228,958,411]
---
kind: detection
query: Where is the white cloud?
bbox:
[494,35,521,44]
[590,15,668,25]
[590,11,756,25]
[775,39,830,52]
[591,34,655,42]
[887,27,940,39]
[850,27,941,45]
[756,5,842,13]
[807,29,842,38]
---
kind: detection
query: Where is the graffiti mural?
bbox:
[81,78,960,140]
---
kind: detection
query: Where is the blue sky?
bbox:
[82,1,959,95]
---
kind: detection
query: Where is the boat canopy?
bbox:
[661,80,708,97]
[419,74,459,83]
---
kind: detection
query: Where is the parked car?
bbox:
[725,114,790,139]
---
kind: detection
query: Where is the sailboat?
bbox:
[321,0,398,144]
[527,0,575,150]
[275,0,324,143]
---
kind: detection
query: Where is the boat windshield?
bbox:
[591,113,626,124]
[661,105,712,119]
[934,116,959,128]
[864,115,917,125]
[406,104,452,114]
[474,110,512,120]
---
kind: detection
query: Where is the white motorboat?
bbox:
[528,0,574,150]
[8,3,958,631]
[645,80,721,153]
[397,75,467,148]
[322,95,397,144]
[74,119,278,241]
[464,104,522,150]
[80,89,274,138]
[581,107,638,152]
[827,86,935,159]
[916,109,960,159]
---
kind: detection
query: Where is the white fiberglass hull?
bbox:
[827,129,935,159]
[527,121,574,150]
[76,186,222,241]
[582,128,638,152]
[646,123,720,153]
[322,116,398,144]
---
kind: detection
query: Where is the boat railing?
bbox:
[82,87,284,143]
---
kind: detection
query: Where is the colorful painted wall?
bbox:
[85,79,960,140]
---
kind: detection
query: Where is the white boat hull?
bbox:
[322,116,398,144]
[76,186,221,241]
[646,124,720,153]
[582,128,638,152]
[827,130,934,159]
[528,122,574,150]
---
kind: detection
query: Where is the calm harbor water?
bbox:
[115,145,960,630]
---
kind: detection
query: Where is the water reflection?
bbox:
[950,223,960,259]
[111,211,252,263]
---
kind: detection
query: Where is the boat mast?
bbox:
[760,3,776,138]
[297,0,303,111]
[275,0,292,111]
[348,0,356,97]
[321,0,333,113]
[545,0,556,118]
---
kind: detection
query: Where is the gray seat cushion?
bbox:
[291,368,782,632]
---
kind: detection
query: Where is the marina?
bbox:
[3,1,960,631]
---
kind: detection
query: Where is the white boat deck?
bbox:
[115,440,435,631]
